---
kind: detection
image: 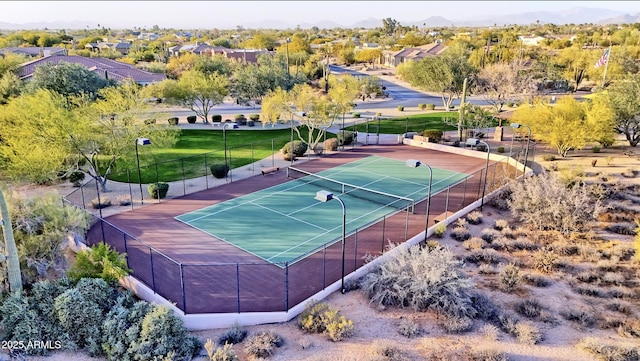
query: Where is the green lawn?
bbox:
[347,112,458,134]
[109,128,332,183]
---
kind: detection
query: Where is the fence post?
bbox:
[461,176,468,208]
[229,149,233,183]
[251,144,255,174]
[381,217,386,254]
[127,169,134,211]
[150,249,156,293]
[271,139,275,167]
[181,159,186,196]
[122,233,130,269]
[284,262,289,311]
[80,184,86,209]
[204,154,209,189]
[236,263,240,313]
[180,263,186,314]
[353,231,358,270]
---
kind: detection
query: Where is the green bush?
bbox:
[234,114,247,125]
[426,103,436,110]
[102,298,153,361]
[218,323,247,345]
[506,102,514,107]
[282,140,308,157]
[498,263,522,292]
[211,114,222,122]
[144,118,156,125]
[297,300,353,342]
[69,170,85,187]
[168,117,179,125]
[324,138,339,151]
[497,146,505,153]
[91,197,111,209]
[244,331,283,358]
[249,114,260,121]
[0,292,50,355]
[397,105,405,111]
[353,112,361,118]
[128,305,202,361]
[418,103,427,110]
[148,182,169,199]
[187,115,197,124]
[422,129,443,141]
[210,163,230,179]
[591,146,601,153]
[337,130,355,146]
[54,287,104,356]
[542,154,556,161]
[67,242,131,283]
[205,340,238,361]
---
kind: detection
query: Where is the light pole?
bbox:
[510,123,531,181]
[406,159,432,241]
[467,138,491,210]
[135,137,151,205]
[0,185,22,293]
[314,190,347,294]
[222,123,234,181]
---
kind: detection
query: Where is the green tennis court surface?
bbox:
[175,155,468,266]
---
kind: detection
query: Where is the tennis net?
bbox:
[287,166,414,213]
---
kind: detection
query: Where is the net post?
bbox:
[284,262,289,311]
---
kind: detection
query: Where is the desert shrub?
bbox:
[466,211,483,225]
[210,163,230,179]
[143,118,156,125]
[617,319,640,338]
[360,245,476,319]
[573,284,606,298]
[147,182,169,199]
[205,340,237,361]
[244,330,283,358]
[523,274,552,287]
[493,219,509,231]
[463,237,486,251]
[478,264,497,274]
[397,317,421,338]
[168,117,179,125]
[470,293,499,321]
[101,297,153,361]
[68,242,130,283]
[418,103,427,110]
[498,263,522,292]
[592,146,601,153]
[0,293,49,355]
[466,348,510,361]
[508,173,603,235]
[621,168,638,178]
[353,112,361,118]
[234,114,246,123]
[601,272,626,286]
[515,322,543,345]
[433,222,447,238]
[69,170,85,187]
[116,194,131,206]
[423,129,444,141]
[514,298,545,319]
[606,301,633,315]
[441,316,474,333]
[479,324,500,342]
[451,226,471,241]
[560,308,596,329]
[187,115,197,124]
[635,221,640,262]
[368,340,409,360]
[337,130,355,146]
[128,305,202,361]
[282,140,307,157]
[496,311,520,335]
[531,248,559,273]
[578,337,640,361]
[249,113,260,121]
[324,138,339,151]
[298,300,353,341]
[497,146,505,153]
[218,323,247,345]
[426,103,436,110]
[397,105,405,111]
[91,196,111,209]
[466,249,501,264]
[211,114,222,122]
[481,228,501,243]
[322,309,354,341]
[542,154,556,161]
[54,287,104,356]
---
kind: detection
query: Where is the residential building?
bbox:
[383,42,447,68]
[17,55,166,85]
[518,35,546,46]
[0,46,66,58]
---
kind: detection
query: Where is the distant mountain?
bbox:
[0,20,92,30]
[598,12,640,25]
[351,17,382,29]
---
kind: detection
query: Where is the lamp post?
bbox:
[222,123,234,181]
[314,190,347,294]
[0,185,22,293]
[135,137,151,205]
[466,138,491,210]
[406,159,432,241]
[510,123,531,181]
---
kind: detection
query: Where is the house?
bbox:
[85,41,131,55]
[383,42,448,68]
[518,35,546,46]
[168,43,272,64]
[0,46,66,58]
[168,43,216,57]
[17,55,166,86]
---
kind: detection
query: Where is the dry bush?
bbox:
[440,316,474,334]
[465,348,510,361]
[478,264,497,275]
[498,263,522,292]
[479,324,500,341]
[466,211,483,225]
[523,274,552,287]
[531,248,559,274]
[367,339,410,361]
[466,249,502,265]
[617,319,640,338]
[463,237,487,251]
[560,308,597,329]
[606,301,634,315]
[451,226,471,242]
[578,337,640,361]
[515,322,543,345]
[514,298,545,319]
[508,173,603,235]
[396,317,421,338]
[481,228,502,243]
[494,219,509,231]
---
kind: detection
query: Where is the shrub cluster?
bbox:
[337,130,355,146]
[210,163,230,179]
[0,278,201,359]
[324,138,339,151]
[148,182,169,199]
[211,114,222,122]
[297,300,354,342]
[244,330,283,358]
[187,115,197,124]
[168,117,179,125]
[282,140,308,157]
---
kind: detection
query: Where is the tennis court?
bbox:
[175,155,468,265]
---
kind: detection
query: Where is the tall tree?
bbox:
[476,62,536,113]
[607,75,640,146]
[511,95,615,157]
[27,62,112,101]
[163,69,228,123]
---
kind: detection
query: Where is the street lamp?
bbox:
[406,159,433,241]
[135,137,151,205]
[314,190,347,294]
[467,138,491,210]
[222,123,234,181]
[510,123,531,181]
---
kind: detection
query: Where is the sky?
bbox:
[1,1,639,29]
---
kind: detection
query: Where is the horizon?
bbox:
[2,1,640,30]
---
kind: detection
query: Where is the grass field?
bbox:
[109,128,335,183]
[347,112,458,134]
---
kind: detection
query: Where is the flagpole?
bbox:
[601,45,612,88]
